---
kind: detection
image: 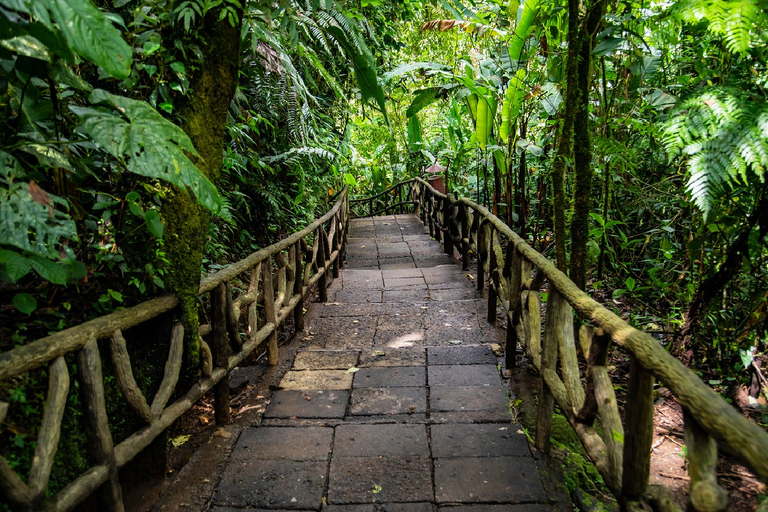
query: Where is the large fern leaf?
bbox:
[671,0,768,54]
[661,87,768,212]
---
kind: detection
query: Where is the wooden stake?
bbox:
[211,284,230,425]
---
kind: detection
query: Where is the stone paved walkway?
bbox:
[210,214,556,512]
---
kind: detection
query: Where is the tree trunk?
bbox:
[161,9,243,373]
[517,120,528,238]
[551,0,581,272]
[569,0,605,290]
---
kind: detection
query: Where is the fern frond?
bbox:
[671,0,768,53]
[661,87,768,212]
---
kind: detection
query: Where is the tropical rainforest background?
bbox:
[0,0,767,507]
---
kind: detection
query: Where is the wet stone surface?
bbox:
[265,390,349,419]
[211,214,551,511]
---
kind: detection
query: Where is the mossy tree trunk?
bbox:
[161,7,243,373]
[551,0,581,272]
[569,0,605,290]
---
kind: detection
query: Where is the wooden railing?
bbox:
[0,189,349,512]
[375,178,768,511]
[349,179,419,218]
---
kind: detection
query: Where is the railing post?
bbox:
[77,339,125,512]
[317,228,328,303]
[211,283,231,425]
[621,355,654,505]
[443,197,453,256]
[460,205,470,270]
[477,222,485,292]
[262,261,279,365]
[225,281,241,350]
[487,228,497,324]
[684,410,728,512]
[293,241,305,331]
[535,288,563,453]
[332,218,341,278]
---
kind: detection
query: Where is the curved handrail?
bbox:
[0,188,350,512]
[359,177,768,510]
[348,179,419,218]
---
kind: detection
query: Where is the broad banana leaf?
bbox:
[508,0,541,62]
[500,69,526,141]
[407,115,422,151]
[476,96,493,150]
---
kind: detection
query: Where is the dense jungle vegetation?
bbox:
[0,0,767,506]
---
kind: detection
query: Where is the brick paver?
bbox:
[212,214,554,511]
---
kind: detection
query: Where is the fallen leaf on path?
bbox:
[448,340,463,345]
[171,434,191,448]
[346,367,360,373]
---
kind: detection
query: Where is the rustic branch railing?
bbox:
[349,179,419,218]
[372,178,768,511]
[0,189,349,512]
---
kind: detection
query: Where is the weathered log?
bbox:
[274,252,288,310]
[487,228,498,324]
[317,228,328,303]
[150,323,184,419]
[526,290,542,369]
[0,455,33,509]
[644,485,683,512]
[576,326,610,425]
[593,365,623,485]
[506,247,523,313]
[442,198,454,255]
[262,261,279,365]
[211,284,230,425]
[199,336,213,378]
[536,288,560,453]
[110,330,152,423]
[225,281,242,349]
[684,410,728,512]
[293,241,305,331]
[476,220,487,292]
[77,339,124,512]
[552,289,584,411]
[40,465,109,512]
[622,355,654,502]
[29,357,70,501]
[247,262,262,339]
[0,295,178,380]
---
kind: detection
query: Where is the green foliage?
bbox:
[0,153,77,260]
[671,0,768,54]
[71,89,221,212]
[661,87,768,213]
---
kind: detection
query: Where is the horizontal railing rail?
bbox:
[0,188,349,512]
[359,177,768,511]
[349,179,419,218]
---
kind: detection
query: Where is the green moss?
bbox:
[160,8,243,378]
[162,188,207,372]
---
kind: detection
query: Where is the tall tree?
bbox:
[161,4,244,370]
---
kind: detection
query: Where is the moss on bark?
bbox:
[161,7,242,373]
